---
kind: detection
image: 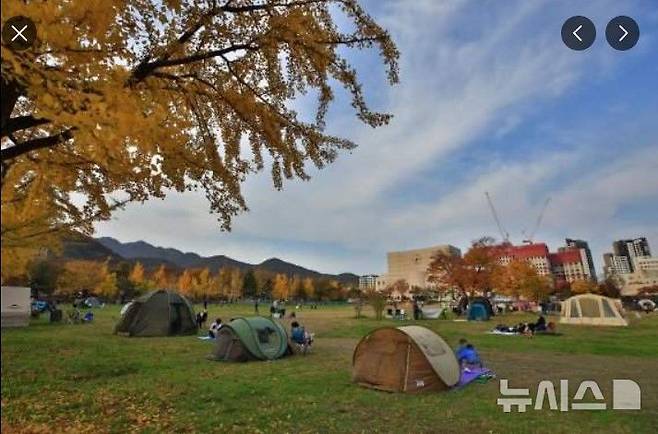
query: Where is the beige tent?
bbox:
[560,294,627,326]
[352,326,460,393]
[1,286,31,328]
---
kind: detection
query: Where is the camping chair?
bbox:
[291,327,314,355]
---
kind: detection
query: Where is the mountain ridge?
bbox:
[94,236,358,285]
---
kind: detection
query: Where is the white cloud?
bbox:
[96,0,658,275]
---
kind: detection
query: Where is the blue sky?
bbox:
[96,0,658,276]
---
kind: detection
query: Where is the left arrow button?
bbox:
[562,16,596,51]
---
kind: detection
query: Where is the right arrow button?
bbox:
[606,16,639,50]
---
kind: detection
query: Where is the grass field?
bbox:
[2,304,657,433]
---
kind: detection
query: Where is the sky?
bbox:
[96,0,658,276]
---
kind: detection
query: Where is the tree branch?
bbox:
[1,115,51,138]
[1,128,75,162]
[128,44,258,84]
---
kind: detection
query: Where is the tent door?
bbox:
[170,303,183,334]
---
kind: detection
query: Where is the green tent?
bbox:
[114,290,197,337]
[209,317,290,362]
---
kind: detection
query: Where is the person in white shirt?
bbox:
[208,318,222,338]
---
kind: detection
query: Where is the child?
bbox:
[456,339,483,370]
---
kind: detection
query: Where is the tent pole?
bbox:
[403,342,411,392]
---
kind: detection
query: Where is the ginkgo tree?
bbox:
[0,0,399,277]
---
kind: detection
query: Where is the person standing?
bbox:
[254,298,259,315]
[413,299,421,320]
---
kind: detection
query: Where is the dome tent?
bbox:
[352,326,460,393]
[114,290,197,337]
[560,294,627,326]
[209,317,290,362]
[467,297,494,321]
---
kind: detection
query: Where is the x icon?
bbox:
[11,24,28,42]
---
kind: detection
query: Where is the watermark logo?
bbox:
[497,379,641,412]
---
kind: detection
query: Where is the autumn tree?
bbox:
[272,273,289,300]
[94,262,119,299]
[215,267,232,299]
[194,267,213,300]
[228,268,244,299]
[427,253,470,296]
[598,276,622,298]
[427,238,500,297]
[129,261,151,294]
[55,260,104,296]
[571,279,599,295]
[152,264,171,289]
[302,277,315,300]
[177,269,195,298]
[367,286,392,321]
[1,0,399,276]
[493,260,551,302]
[289,275,303,300]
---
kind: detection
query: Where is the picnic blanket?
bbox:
[456,367,495,388]
[487,329,562,337]
[197,336,215,340]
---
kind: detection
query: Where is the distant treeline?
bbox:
[12,258,356,302]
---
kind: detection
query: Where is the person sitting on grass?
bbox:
[456,339,483,370]
[534,315,547,332]
[290,321,313,351]
[208,318,222,338]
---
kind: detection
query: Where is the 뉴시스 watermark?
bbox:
[497,379,641,412]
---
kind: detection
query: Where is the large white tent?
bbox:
[560,294,627,327]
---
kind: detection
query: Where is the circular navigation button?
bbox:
[1,16,37,51]
[606,16,639,51]
[561,16,596,51]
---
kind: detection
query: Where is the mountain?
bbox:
[60,233,124,262]
[94,236,358,285]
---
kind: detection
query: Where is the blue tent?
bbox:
[467,298,494,321]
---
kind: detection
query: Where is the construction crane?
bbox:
[484,192,509,243]
[522,197,551,244]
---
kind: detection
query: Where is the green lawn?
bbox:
[2,304,657,433]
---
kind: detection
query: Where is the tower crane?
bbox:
[484,192,509,243]
[522,197,551,244]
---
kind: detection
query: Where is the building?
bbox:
[619,258,658,296]
[612,238,651,272]
[550,250,593,283]
[358,274,378,291]
[493,241,595,285]
[634,256,658,273]
[494,243,552,277]
[375,244,462,298]
[562,238,597,282]
[603,253,632,276]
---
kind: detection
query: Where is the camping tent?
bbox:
[114,290,197,336]
[421,306,444,319]
[209,317,289,362]
[84,297,102,308]
[1,286,31,328]
[467,297,494,321]
[352,326,460,393]
[560,294,627,326]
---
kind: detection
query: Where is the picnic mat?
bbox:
[456,367,495,388]
[197,336,215,340]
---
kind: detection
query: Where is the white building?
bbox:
[358,274,378,291]
[376,244,461,298]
